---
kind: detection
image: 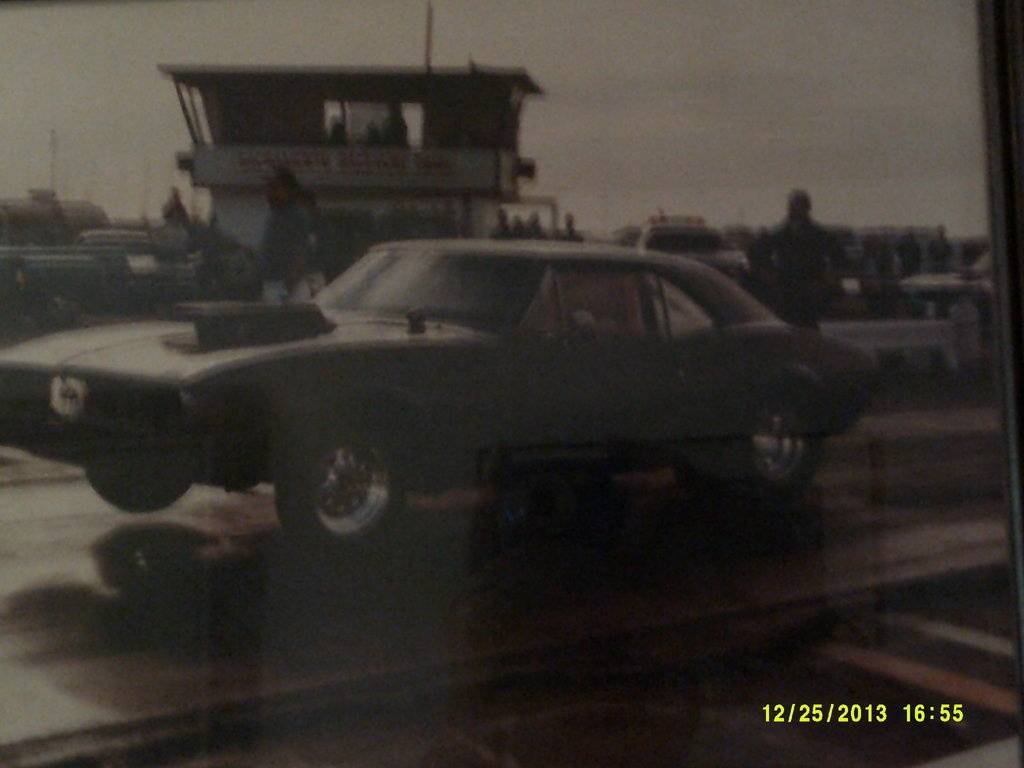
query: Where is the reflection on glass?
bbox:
[0,1,1014,767]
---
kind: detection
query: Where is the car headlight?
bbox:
[49,375,88,421]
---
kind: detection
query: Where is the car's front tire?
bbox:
[747,399,822,499]
[86,450,193,513]
[742,395,826,549]
[272,425,412,557]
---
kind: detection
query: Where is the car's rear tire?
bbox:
[742,396,825,550]
[86,450,193,513]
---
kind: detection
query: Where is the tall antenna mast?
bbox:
[49,129,58,194]
[141,159,150,222]
[425,1,434,72]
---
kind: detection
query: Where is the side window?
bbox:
[556,268,651,339]
[643,273,669,338]
[660,276,713,336]
[520,267,562,334]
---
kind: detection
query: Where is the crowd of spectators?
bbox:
[491,210,583,242]
[327,102,409,148]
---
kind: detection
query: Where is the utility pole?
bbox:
[141,159,150,223]
[425,1,434,72]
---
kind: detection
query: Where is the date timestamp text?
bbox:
[763,704,965,724]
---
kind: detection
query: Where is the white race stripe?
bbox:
[882,613,1015,659]
[819,642,1018,716]
[910,737,1019,768]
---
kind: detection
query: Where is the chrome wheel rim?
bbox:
[313,446,391,536]
[751,410,807,482]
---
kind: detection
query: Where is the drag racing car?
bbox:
[899,250,993,324]
[0,240,875,553]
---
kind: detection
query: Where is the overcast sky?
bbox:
[0,0,989,235]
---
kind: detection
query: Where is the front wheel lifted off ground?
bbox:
[86,449,193,513]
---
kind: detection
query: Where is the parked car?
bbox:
[638,216,749,281]
[0,227,198,319]
[0,255,81,346]
[899,251,993,317]
[76,227,199,310]
[0,190,109,246]
[0,240,874,555]
[0,246,131,313]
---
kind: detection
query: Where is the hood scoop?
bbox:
[173,302,335,351]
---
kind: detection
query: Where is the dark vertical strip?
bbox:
[186,87,206,145]
[978,0,1024,750]
[175,82,200,146]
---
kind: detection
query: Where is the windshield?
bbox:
[316,249,545,332]
[645,229,724,254]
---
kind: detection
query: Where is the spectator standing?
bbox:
[491,208,511,239]
[525,212,544,239]
[328,117,348,145]
[562,213,582,241]
[755,190,841,328]
[928,227,953,273]
[159,188,193,254]
[382,102,409,147]
[510,215,526,239]
[257,167,312,303]
[896,231,922,277]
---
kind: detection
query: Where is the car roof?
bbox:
[371,238,708,273]
[642,222,719,234]
[365,238,774,326]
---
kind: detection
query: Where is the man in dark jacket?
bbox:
[258,167,312,303]
[752,190,840,328]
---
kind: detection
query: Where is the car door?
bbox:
[505,261,669,451]
[648,271,750,457]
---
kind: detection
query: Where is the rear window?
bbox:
[665,263,776,325]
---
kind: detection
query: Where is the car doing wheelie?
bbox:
[0,240,874,555]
